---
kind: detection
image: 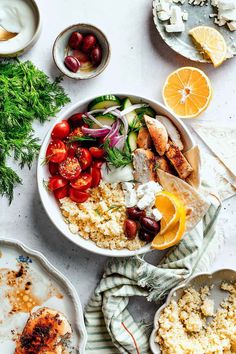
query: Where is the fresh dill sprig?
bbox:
[67,136,96,143]
[0,59,70,203]
[103,140,132,168]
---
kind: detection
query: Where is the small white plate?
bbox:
[153,1,236,63]
[37,93,195,258]
[150,268,236,354]
[0,238,87,353]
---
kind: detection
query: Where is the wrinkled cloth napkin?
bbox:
[85,197,222,354]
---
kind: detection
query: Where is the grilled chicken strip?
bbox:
[144,115,168,156]
[155,156,175,175]
[133,148,156,183]
[15,307,72,354]
[165,141,193,179]
[137,127,152,149]
[156,115,184,151]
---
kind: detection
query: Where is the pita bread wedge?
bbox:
[157,169,210,231]
[184,145,201,190]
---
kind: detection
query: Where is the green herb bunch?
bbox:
[0,59,70,203]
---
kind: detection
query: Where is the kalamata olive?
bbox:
[64,56,80,73]
[138,229,155,243]
[139,217,160,234]
[81,34,97,53]
[90,45,102,66]
[68,31,83,49]
[124,219,138,240]
[127,207,146,221]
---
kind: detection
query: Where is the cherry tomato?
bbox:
[46,140,67,163]
[67,142,79,157]
[76,147,92,170]
[48,161,59,175]
[69,188,90,203]
[91,166,101,187]
[59,157,81,180]
[68,113,85,128]
[68,127,84,140]
[48,176,68,191]
[51,120,70,139]
[54,185,69,199]
[89,147,104,159]
[92,160,103,169]
[70,173,92,191]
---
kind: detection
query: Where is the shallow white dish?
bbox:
[150,268,236,354]
[0,238,87,353]
[37,93,195,257]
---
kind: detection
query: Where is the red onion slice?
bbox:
[106,120,121,139]
[81,126,110,137]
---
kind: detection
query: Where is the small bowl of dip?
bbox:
[52,23,111,80]
[0,0,41,57]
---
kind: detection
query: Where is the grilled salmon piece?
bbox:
[144,115,168,156]
[133,148,156,183]
[165,141,193,179]
[137,127,152,149]
[15,307,72,354]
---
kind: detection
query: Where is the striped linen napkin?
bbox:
[85,196,222,354]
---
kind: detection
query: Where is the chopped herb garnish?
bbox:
[0,59,70,203]
[103,140,132,168]
[67,136,96,143]
[107,205,123,212]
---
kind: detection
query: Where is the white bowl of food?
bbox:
[37,93,207,257]
[150,269,236,354]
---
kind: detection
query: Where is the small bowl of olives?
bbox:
[53,23,111,80]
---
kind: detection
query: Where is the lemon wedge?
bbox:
[189,26,227,68]
[152,191,186,250]
[155,191,185,234]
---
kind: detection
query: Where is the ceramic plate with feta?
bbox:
[0,238,87,353]
[37,93,206,257]
[153,0,236,62]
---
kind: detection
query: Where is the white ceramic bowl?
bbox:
[150,268,236,354]
[0,0,41,57]
[53,23,110,80]
[37,93,195,257]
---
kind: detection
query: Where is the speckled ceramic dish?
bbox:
[0,238,87,353]
[0,0,41,57]
[150,269,236,353]
[152,0,236,63]
[53,23,110,80]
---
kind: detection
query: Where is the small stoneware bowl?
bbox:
[0,0,41,57]
[53,23,111,80]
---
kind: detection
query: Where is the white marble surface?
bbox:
[1,0,236,325]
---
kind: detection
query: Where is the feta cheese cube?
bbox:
[158,10,171,21]
[170,6,183,24]
[165,23,185,32]
[227,21,236,31]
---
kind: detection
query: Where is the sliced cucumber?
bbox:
[88,95,120,111]
[122,98,141,128]
[91,114,116,129]
[127,131,138,152]
[136,106,156,118]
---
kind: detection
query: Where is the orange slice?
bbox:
[155,191,185,234]
[189,26,227,68]
[162,67,212,118]
[151,213,186,250]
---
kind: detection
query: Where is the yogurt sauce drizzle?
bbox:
[0,0,37,54]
